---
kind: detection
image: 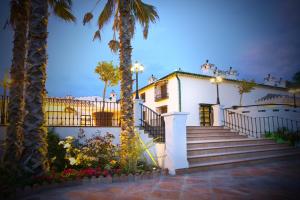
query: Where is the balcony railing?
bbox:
[0,96,121,127]
[154,93,169,102]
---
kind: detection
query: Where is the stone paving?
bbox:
[22,159,300,200]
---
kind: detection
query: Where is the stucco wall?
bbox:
[138,74,289,126]
[179,75,289,126]
[140,77,179,113]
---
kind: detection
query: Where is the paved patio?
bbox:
[22,159,300,200]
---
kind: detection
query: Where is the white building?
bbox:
[137,70,291,126]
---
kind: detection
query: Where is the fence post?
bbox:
[162,112,189,175]
[212,104,224,126]
[133,99,143,127]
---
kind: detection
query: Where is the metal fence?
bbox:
[0,96,121,127]
[140,103,165,142]
[223,108,300,138]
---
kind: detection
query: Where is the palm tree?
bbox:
[83,0,158,169]
[4,0,29,167]
[237,80,256,106]
[21,0,75,175]
[95,61,119,111]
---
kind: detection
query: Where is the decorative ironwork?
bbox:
[0,96,120,127]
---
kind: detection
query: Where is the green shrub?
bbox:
[47,128,67,172]
[264,128,300,146]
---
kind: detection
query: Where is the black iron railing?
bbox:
[154,93,169,102]
[140,104,165,142]
[0,96,120,127]
[223,109,300,138]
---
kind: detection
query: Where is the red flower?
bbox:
[102,170,109,177]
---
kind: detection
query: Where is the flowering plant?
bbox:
[58,132,120,169]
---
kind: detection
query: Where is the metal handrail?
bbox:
[223,109,300,138]
[140,103,165,143]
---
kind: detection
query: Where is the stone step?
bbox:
[188,147,293,164]
[187,132,240,137]
[187,138,275,149]
[187,135,247,141]
[187,129,235,134]
[187,126,227,130]
[187,143,289,156]
[176,150,300,174]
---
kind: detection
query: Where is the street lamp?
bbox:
[131,61,144,99]
[210,75,223,104]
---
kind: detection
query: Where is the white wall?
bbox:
[140,77,179,113]
[179,75,289,126]
[50,127,121,144]
[230,105,300,120]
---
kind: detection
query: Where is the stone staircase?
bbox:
[177,126,300,174]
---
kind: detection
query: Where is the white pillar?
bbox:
[133,99,143,127]
[162,112,189,175]
[212,104,224,126]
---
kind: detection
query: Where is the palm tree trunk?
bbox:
[118,0,135,169]
[102,82,107,112]
[21,0,49,175]
[4,0,29,165]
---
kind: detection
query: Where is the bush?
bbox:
[264,128,300,146]
[47,128,67,171]
[58,132,119,169]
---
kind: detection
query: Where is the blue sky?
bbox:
[0,0,299,97]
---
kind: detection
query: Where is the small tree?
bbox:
[237,80,256,106]
[95,61,119,111]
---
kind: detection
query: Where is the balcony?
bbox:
[155,92,169,102]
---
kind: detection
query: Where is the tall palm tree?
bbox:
[4,0,29,167]
[21,0,75,175]
[83,0,158,169]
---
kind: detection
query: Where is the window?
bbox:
[156,105,168,114]
[80,115,91,126]
[155,81,168,102]
[140,92,146,102]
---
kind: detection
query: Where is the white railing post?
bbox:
[133,99,144,127]
[162,112,189,175]
[212,104,225,126]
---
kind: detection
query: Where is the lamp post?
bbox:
[210,75,223,104]
[131,61,144,99]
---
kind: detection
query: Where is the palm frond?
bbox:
[83,12,93,25]
[97,0,115,30]
[143,22,148,39]
[108,39,119,53]
[52,0,76,22]
[132,0,159,26]
[112,7,119,32]
[93,30,101,41]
